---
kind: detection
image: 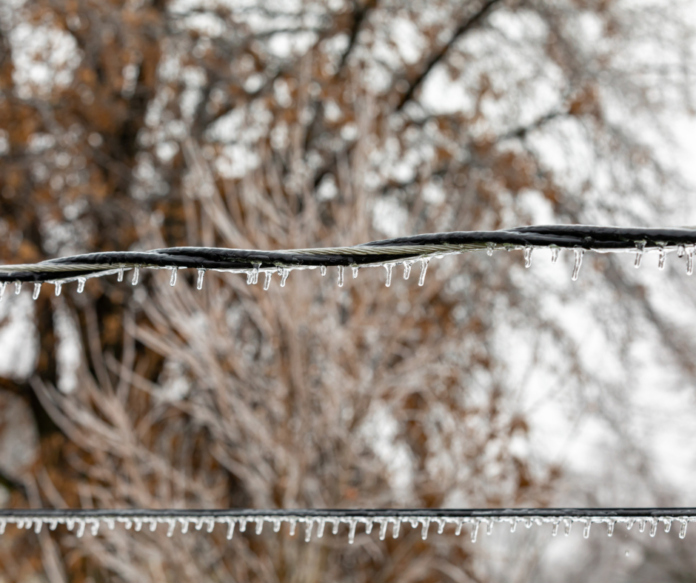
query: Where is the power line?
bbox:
[0,226,694,293]
[0,508,692,542]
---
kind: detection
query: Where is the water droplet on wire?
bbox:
[197,269,205,290]
[571,249,584,281]
[337,265,344,287]
[385,264,393,287]
[418,258,429,286]
[77,278,86,293]
[33,283,41,300]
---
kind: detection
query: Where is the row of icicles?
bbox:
[0,514,690,543]
[0,243,692,299]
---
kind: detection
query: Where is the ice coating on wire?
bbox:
[2,226,696,289]
[0,508,692,543]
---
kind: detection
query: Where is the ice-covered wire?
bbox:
[0,508,693,542]
[1,226,695,292]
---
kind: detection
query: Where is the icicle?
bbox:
[248,264,260,285]
[525,518,533,529]
[564,519,572,536]
[118,267,124,282]
[77,278,86,293]
[486,243,495,256]
[436,519,445,535]
[634,241,645,268]
[76,519,86,538]
[226,519,236,540]
[33,283,41,300]
[133,518,142,531]
[664,519,672,533]
[658,248,666,270]
[552,520,560,537]
[607,519,615,537]
[352,266,359,279]
[90,521,99,536]
[421,518,430,540]
[317,518,326,538]
[638,519,646,533]
[348,519,358,544]
[305,520,314,542]
[487,520,494,536]
[571,249,584,281]
[332,519,340,535]
[256,518,264,535]
[626,519,635,531]
[392,519,401,539]
[679,519,688,539]
[678,245,685,257]
[524,246,533,268]
[0,283,5,301]
[688,248,694,275]
[418,258,429,286]
[238,519,247,533]
[403,261,412,280]
[49,520,58,531]
[207,519,215,533]
[280,268,289,287]
[337,265,345,287]
[66,519,75,531]
[471,520,480,543]
[54,282,62,296]
[197,269,205,290]
[365,520,374,535]
[180,519,189,534]
[34,520,42,534]
[379,520,388,541]
[649,518,657,537]
[511,519,518,533]
[320,265,327,277]
[170,267,178,287]
[166,519,176,537]
[583,521,591,539]
[0,520,6,535]
[273,519,281,533]
[263,271,272,290]
[289,519,297,537]
[149,519,157,532]
[15,281,22,295]
[132,267,139,286]
[551,248,560,264]
[455,519,464,536]
[384,264,393,287]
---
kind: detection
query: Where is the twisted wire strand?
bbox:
[0,508,693,542]
[1,225,695,285]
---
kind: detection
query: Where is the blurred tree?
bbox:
[0,0,695,581]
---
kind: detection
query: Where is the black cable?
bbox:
[0,225,694,285]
